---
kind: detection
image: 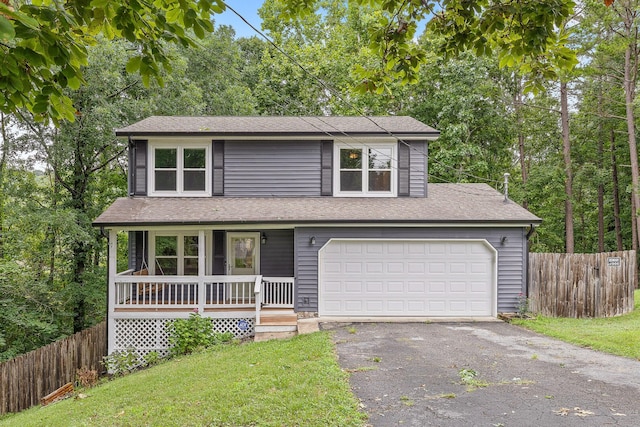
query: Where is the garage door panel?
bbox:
[367,300,386,312]
[345,262,362,273]
[366,262,383,273]
[366,281,383,292]
[388,281,404,292]
[386,300,404,311]
[428,243,446,254]
[324,262,342,274]
[344,300,364,312]
[408,262,425,273]
[408,281,426,292]
[429,263,446,273]
[450,263,467,273]
[450,282,467,293]
[428,300,446,313]
[387,262,404,273]
[344,281,363,292]
[366,243,384,254]
[407,242,427,254]
[407,300,426,311]
[471,281,487,292]
[387,243,404,254]
[428,282,446,293]
[320,240,495,317]
[345,244,364,254]
[324,281,342,293]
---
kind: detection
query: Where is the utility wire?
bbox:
[221,2,509,196]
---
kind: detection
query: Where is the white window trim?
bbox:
[333,142,397,197]
[148,141,211,197]
[148,231,211,275]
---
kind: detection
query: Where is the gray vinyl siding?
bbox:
[260,229,294,276]
[210,229,293,276]
[293,227,526,313]
[224,141,322,196]
[409,141,427,197]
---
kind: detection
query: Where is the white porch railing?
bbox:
[255,276,295,326]
[261,277,295,307]
[113,273,294,312]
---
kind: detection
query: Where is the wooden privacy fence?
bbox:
[528,251,636,318]
[0,321,107,415]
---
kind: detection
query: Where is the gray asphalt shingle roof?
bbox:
[115,116,440,138]
[93,184,541,227]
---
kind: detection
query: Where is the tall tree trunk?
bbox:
[71,145,90,333]
[623,42,640,252]
[514,77,528,209]
[611,130,624,251]
[597,92,605,252]
[561,81,574,253]
[612,1,640,255]
[633,195,638,252]
[0,113,8,259]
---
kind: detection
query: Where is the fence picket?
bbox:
[528,251,636,318]
[0,321,106,415]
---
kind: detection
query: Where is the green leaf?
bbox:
[90,0,111,7]
[125,56,142,73]
[67,75,82,90]
[166,7,181,24]
[0,16,15,42]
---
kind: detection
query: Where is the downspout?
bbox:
[526,224,536,240]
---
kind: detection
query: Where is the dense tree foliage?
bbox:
[1,0,638,359]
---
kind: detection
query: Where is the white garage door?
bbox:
[319,239,496,317]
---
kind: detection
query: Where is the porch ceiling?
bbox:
[93,184,541,228]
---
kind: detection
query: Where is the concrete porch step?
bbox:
[255,310,298,342]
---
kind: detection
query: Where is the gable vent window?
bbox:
[334,142,396,197]
[150,143,210,196]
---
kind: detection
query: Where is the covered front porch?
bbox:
[105,228,297,356]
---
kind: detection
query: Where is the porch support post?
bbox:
[198,230,206,314]
[107,229,117,355]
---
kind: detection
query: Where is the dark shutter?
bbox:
[132,140,147,196]
[128,231,147,271]
[398,141,410,197]
[321,140,333,196]
[212,140,224,196]
[212,231,226,274]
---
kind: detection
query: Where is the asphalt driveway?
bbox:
[325,321,640,426]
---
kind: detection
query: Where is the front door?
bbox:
[227,232,260,275]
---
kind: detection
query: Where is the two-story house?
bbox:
[94,116,541,357]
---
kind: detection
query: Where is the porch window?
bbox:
[153,233,200,275]
[334,142,396,196]
[150,142,210,196]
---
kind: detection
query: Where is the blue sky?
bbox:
[216,1,265,38]
[215,1,427,39]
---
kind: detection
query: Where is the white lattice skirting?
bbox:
[112,317,255,358]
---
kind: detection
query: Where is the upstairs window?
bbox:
[334,143,396,196]
[150,143,210,196]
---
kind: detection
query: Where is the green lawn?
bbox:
[511,290,640,359]
[0,332,366,427]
